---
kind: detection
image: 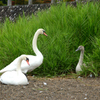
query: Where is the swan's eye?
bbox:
[43,30,46,33]
[26,57,29,61]
[26,57,30,65]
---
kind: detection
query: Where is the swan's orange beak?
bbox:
[43,32,48,36]
[26,60,30,66]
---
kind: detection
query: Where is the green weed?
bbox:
[0,2,100,76]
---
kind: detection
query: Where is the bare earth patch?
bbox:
[0,76,100,100]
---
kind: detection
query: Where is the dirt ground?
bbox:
[0,76,100,100]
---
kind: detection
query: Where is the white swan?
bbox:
[76,45,84,73]
[0,28,47,74]
[0,55,30,85]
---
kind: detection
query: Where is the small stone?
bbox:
[39,91,43,93]
[43,82,47,85]
[78,76,82,78]
[84,97,87,99]
[89,74,92,77]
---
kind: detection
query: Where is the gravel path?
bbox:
[0,76,100,100]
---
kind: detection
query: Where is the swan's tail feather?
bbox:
[0,70,4,73]
[0,69,6,73]
[0,65,15,73]
[0,67,10,73]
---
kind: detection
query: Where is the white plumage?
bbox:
[0,55,30,85]
[76,45,84,73]
[0,28,47,74]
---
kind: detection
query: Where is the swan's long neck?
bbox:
[32,32,43,57]
[78,50,84,66]
[16,57,23,73]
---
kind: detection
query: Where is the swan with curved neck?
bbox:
[32,29,47,57]
[0,55,30,85]
[76,45,84,73]
[0,28,47,74]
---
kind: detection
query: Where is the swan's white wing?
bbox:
[0,57,20,73]
[21,55,43,73]
[0,71,29,85]
[0,55,43,74]
[0,71,17,84]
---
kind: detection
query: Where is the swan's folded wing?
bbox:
[0,57,20,73]
[0,55,43,74]
[0,71,17,84]
[21,55,43,73]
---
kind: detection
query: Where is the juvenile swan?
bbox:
[0,55,30,85]
[76,45,84,73]
[0,28,47,74]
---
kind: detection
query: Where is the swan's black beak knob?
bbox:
[26,58,30,66]
[43,30,48,36]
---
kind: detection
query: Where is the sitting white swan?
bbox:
[76,45,84,73]
[0,28,47,74]
[0,55,30,85]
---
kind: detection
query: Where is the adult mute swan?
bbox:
[76,45,84,73]
[0,28,47,74]
[0,55,30,85]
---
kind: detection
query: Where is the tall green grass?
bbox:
[83,36,100,77]
[0,2,100,76]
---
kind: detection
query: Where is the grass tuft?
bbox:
[0,2,100,76]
